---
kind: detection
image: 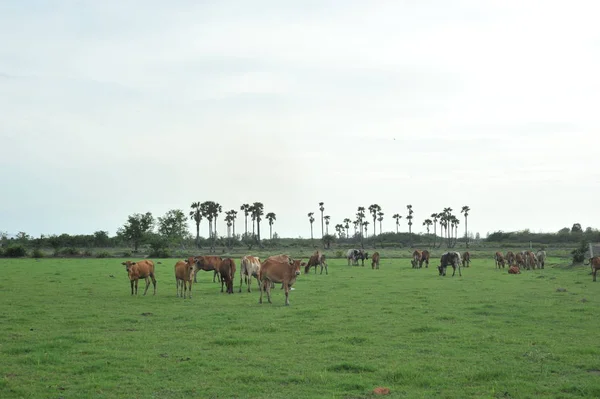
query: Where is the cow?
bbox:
[525,251,537,270]
[259,257,304,306]
[508,265,521,274]
[122,260,157,296]
[462,251,471,268]
[174,259,195,299]
[438,252,462,277]
[536,250,546,269]
[371,252,380,269]
[419,250,430,268]
[192,256,222,283]
[239,255,261,293]
[494,252,505,269]
[515,253,525,269]
[411,250,423,269]
[505,251,515,266]
[304,250,328,275]
[346,249,358,266]
[584,256,600,281]
[347,249,367,266]
[217,258,236,294]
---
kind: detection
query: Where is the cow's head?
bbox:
[292,260,302,276]
[121,261,135,272]
[438,265,445,276]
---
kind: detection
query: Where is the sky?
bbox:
[1,0,599,240]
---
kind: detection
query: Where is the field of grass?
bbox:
[1,256,599,399]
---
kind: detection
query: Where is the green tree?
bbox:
[461,206,471,248]
[189,201,202,248]
[93,230,110,247]
[335,223,344,239]
[392,213,402,234]
[324,215,331,235]
[343,218,351,238]
[369,204,381,236]
[431,213,439,248]
[319,202,325,238]
[377,211,384,235]
[322,234,335,249]
[158,209,188,244]
[572,223,583,234]
[117,212,154,252]
[266,212,276,239]
[308,212,315,240]
[356,206,366,248]
[252,202,264,245]
[240,204,251,236]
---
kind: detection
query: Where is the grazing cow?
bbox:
[355,249,368,266]
[304,250,328,275]
[494,252,505,269]
[438,252,462,277]
[508,265,521,274]
[347,249,368,266]
[371,252,380,269]
[585,256,600,282]
[122,260,157,296]
[462,252,471,268]
[536,250,546,269]
[515,253,525,269]
[174,260,195,298]
[411,250,423,269]
[525,251,537,270]
[419,250,430,268]
[239,255,261,293]
[505,251,515,266]
[259,257,304,306]
[192,256,222,283]
[217,258,236,294]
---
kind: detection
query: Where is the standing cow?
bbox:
[239,255,261,293]
[494,252,505,269]
[259,258,304,306]
[122,260,157,296]
[462,252,471,268]
[536,250,546,269]
[438,252,462,277]
[419,250,430,268]
[371,252,380,269]
[411,250,423,269]
[174,259,195,299]
[505,251,515,266]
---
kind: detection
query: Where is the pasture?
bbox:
[1,256,599,398]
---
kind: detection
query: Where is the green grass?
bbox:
[1,257,599,398]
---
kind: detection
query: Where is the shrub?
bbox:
[335,250,344,259]
[83,249,93,257]
[571,241,589,264]
[149,239,171,258]
[4,245,27,257]
[95,251,110,258]
[122,251,132,258]
[32,249,45,258]
[61,247,80,256]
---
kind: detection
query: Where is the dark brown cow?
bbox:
[371,252,380,269]
[508,265,521,274]
[217,258,236,294]
[462,251,471,268]
[174,260,195,298]
[191,256,222,283]
[505,251,515,266]
[259,258,304,306]
[494,252,505,269]
[515,253,525,269]
[239,255,261,293]
[585,256,600,282]
[411,250,422,269]
[304,250,328,275]
[122,260,157,296]
[419,250,430,268]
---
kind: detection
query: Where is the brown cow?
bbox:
[411,250,422,269]
[304,251,328,275]
[419,250,430,268]
[526,251,537,270]
[505,251,515,266]
[217,258,236,294]
[371,252,380,269]
[239,255,261,293]
[174,260,195,299]
[191,256,222,283]
[462,252,471,268]
[585,256,600,282]
[122,260,157,296]
[494,252,505,269]
[259,257,304,306]
[515,253,525,269]
[508,265,521,274]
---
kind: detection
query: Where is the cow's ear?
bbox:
[301,262,306,266]
[121,262,126,266]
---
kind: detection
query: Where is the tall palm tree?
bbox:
[377,211,384,235]
[368,204,381,236]
[357,206,366,248]
[406,205,414,238]
[353,220,359,236]
[266,212,276,239]
[229,210,238,237]
[442,207,453,247]
[308,212,315,240]
[392,213,402,234]
[249,204,256,236]
[461,206,471,248]
[240,204,251,236]
[343,218,351,238]
[362,221,369,241]
[452,216,460,247]
[319,202,325,238]
[423,219,433,246]
[324,215,331,235]
[335,223,344,238]
[212,202,222,239]
[189,202,202,248]
[251,202,264,245]
[431,213,439,248]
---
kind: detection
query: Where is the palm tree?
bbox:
[431,213,439,248]
[392,213,402,234]
[189,202,202,248]
[353,220,359,236]
[251,202,264,245]
[249,204,256,236]
[406,204,414,234]
[357,206,366,248]
[212,202,222,239]
[423,219,433,245]
[461,206,471,248]
[266,212,276,239]
[368,204,381,236]
[240,204,251,236]
[319,202,325,238]
[229,210,237,237]
[377,211,384,234]
[452,216,460,247]
[335,223,344,239]
[343,218,351,238]
[308,212,315,240]
[324,215,331,235]
[362,221,369,241]
[442,207,453,247]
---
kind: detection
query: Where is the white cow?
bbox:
[238,255,261,293]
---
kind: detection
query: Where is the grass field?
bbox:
[1,256,599,399]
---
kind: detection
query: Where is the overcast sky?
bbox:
[1,0,599,240]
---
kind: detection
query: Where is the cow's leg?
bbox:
[134,279,139,295]
[176,279,180,297]
[150,274,157,295]
[458,263,462,276]
[142,276,150,295]
[284,281,290,306]
[266,280,273,304]
[259,280,264,303]
[130,280,134,295]
[593,269,597,282]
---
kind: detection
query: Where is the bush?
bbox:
[32,249,45,258]
[571,241,589,264]
[83,249,93,257]
[4,245,27,257]
[149,239,171,258]
[60,247,80,256]
[95,251,110,258]
[335,250,344,259]
[122,251,132,258]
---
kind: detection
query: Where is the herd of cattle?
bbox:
[120,249,600,304]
